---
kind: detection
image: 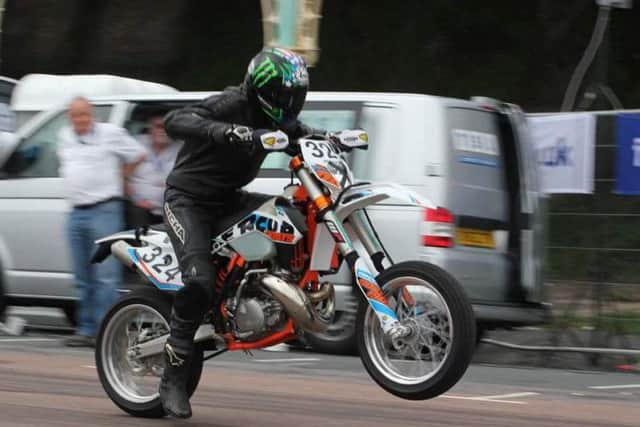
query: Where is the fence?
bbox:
[541,110,640,367]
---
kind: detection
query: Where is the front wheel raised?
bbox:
[356,261,476,400]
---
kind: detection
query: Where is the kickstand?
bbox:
[203,349,228,361]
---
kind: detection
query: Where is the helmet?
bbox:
[245,47,309,125]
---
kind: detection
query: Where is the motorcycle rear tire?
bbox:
[95,289,204,418]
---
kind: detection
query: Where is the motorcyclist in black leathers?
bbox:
[159,48,315,418]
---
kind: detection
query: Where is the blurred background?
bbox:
[1,0,639,112]
[1,0,639,371]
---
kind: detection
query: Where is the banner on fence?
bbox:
[527,113,596,194]
[615,114,640,195]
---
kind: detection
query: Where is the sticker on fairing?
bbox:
[211,208,303,253]
[130,240,183,291]
[353,259,397,332]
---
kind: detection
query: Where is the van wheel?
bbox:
[305,309,357,355]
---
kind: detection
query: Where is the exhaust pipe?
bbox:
[111,241,136,269]
[260,274,334,333]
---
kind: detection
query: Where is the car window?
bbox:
[259,106,360,177]
[10,105,112,178]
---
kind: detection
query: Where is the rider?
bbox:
[159,47,315,418]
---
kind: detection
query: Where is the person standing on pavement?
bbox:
[126,115,181,226]
[58,96,146,347]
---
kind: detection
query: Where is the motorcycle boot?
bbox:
[159,309,198,419]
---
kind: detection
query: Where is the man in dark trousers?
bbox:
[160,47,313,418]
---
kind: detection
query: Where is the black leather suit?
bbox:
[162,84,311,338]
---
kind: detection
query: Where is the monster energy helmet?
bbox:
[245,47,309,125]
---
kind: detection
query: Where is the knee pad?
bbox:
[173,259,216,321]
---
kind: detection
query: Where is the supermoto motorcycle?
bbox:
[92,129,476,417]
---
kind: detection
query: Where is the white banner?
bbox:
[527,113,596,194]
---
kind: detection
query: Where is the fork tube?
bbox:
[348,210,386,272]
[293,163,354,250]
[294,162,400,333]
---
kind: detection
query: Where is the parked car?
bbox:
[0,91,549,349]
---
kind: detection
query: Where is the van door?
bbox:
[445,107,511,302]
[503,106,545,302]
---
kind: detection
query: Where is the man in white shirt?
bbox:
[58,96,145,347]
[126,115,181,226]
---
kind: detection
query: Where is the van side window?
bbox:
[9,105,112,178]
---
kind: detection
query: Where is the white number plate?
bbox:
[134,240,183,288]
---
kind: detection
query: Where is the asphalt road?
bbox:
[0,329,639,427]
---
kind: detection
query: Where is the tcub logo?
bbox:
[238,214,295,243]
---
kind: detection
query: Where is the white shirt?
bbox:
[128,135,181,215]
[57,122,145,206]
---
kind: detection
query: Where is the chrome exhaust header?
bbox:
[260,274,335,333]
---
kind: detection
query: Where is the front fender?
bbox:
[309,183,434,273]
[335,182,435,221]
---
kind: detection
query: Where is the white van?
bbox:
[0,91,549,351]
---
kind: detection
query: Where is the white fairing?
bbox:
[336,182,435,220]
[211,199,304,254]
[309,182,436,271]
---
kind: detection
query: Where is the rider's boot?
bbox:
[159,309,198,419]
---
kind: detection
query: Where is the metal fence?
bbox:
[541,110,640,366]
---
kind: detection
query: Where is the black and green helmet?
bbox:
[245,47,309,125]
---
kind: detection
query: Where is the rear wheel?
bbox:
[356,261,476,400]
[95,289,203,418]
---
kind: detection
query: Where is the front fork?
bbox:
[293,161,408,337]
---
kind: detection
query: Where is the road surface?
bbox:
[0,332,639,426]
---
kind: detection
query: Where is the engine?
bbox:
[231,294,287,341]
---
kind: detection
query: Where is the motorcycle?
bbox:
[92,129,476,417]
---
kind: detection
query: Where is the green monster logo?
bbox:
[252,58,279,88]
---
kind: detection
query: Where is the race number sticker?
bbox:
[130,232,183,289]
[300,138,353,191]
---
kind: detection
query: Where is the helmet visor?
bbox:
[267,85,307,119]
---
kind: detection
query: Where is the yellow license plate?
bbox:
[456,228,496,248]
